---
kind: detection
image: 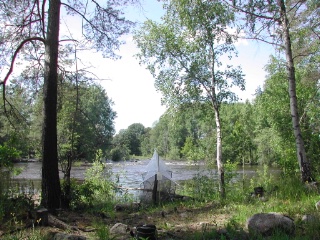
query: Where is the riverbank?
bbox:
[2,175,320,239]
[0,200,236,239]
[3,162,319,239]
[1,192,320,240]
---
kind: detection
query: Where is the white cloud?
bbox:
[76,36,167,133]
[76,34,272,134]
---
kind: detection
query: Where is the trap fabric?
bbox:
[141,150,176,203]
[142,150,173,182]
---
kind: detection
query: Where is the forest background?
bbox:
[0,0,319,209]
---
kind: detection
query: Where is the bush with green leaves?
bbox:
[64,158,115,212]
[0,143,20,168]
[109,146,130,161]
[0,191,36,225]
[0,143,22,221]
[182,172,219,201]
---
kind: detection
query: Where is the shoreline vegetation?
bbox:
[1,162,320,239]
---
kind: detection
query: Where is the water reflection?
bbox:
[12,160,280,194]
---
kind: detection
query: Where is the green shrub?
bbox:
[64,158,115,213]
[182,172,219,201]
[110,146,130,161]
[0,143,20,168]
[93,221,115,240]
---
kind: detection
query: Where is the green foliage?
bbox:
[0,143,20,168]
[224,160,238,186]
[0,189,35,224]
[221,102,257,165]
[249,165,274,192]
[253,56,320,175]
[134,1,245,107]
[110,145,130,161]
[57,80,116,162]
[110,123,146,159]
[67,156,115,212]
[139,103,216,161]
[2,75,117,165]
[93,221,115,240]
[182,173,220,201]
[181,137,204,161]
[0,143,22,203]
[134,1,244,196]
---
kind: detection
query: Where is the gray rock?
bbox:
[305,182,319,192]
[110,223,129,235]
[53,233,86,240]
[246,212,295,236]
[315,200,320,210]
[302,214,319,224]
[114,202,140,212]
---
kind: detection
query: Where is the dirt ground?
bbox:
[1,201,249,239]
[50,202,246,239]
[0,203,245,240]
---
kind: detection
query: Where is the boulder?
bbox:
[110,223,130,239]
[114,202,140,212]
[246,212,295,236]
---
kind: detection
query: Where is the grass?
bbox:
[167,165,320,239]
[1,165,320,239]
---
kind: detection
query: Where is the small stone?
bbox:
[302,214,318,223]
[53,233,86,240]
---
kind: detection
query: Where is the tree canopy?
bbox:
[134,0,245,197]
[0,0,137,210]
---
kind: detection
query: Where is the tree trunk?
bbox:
[61,47,80,209]
[61,154,72,209]
[279,0,313,182]
[41,0,61,210]
[214,106,225,198]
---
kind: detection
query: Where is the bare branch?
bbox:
[311,28,320,40]
[293,49,320,60]
[61,2,112,42]
[60,38,79,43]
[0,37,45,86]
[300,84,320,124]
[41,0,46,38]
[241,36,282,47]
[1,37,45,115]
[221,0,281,22]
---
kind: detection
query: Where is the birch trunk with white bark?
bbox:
[279,0,313,182]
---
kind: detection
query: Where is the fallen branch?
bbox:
[48,214,79,231]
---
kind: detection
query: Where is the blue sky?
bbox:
[66,0,274,133]
[0,0,274,134]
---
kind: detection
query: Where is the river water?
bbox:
[11,160,279,195]
[12,160,210,191]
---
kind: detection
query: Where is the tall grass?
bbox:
[175,164,320,239]
[2,162,320,239]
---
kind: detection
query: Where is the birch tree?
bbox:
[227,0,319,182]
[134,0,245,197]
